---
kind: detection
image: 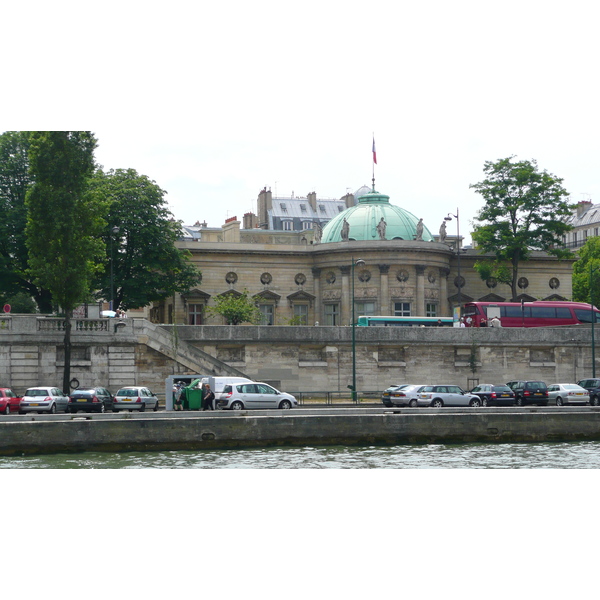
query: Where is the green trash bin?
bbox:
[184,378,203,410]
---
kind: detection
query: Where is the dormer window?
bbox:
[337,205,344,212]
[319,205,326,213]
[300,204,307,212]
[280,203,287,212]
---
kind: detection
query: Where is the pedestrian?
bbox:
[480,318,487,327]
[466,316,473,327]
[459,317,466,328]
[202,383,215,411]
[490,316,502,328]
[173,383,183,411]
[436,319,443,326]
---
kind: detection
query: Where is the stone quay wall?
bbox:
[0,315,596,395]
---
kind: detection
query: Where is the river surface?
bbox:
[2,440,600,468]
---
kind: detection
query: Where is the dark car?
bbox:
[506,380,548,406]
[470,384,516,406]
[576,378,600,406]
[67,387,114,413]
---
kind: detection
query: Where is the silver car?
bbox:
[384,384,427,407]
[113,386,159,412]
[547,383,590,406]
[19,387,69,414]
[417,385,482,408]
[218,382,298,410]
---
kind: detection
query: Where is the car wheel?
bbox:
[482,398,488,407]
[153,401,159,412]
[49,403,57,414]
[432,399,444,408]
[469,398,481,407]
[556,397,563,406]
[279,400,292,409]
[409,399,417,407]
[515,396,523,407]
[99,404,105,413]
[139,404,145,412]
[230,401,244,410]
[4,404,10,415]
[592,395,599,407]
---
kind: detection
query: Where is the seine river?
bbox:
[2,440,600,468]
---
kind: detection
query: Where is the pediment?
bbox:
[515,293,538,302]
[287,290,316,307]
[542,293,568,301]
[218,289,243,299]
[182,288,211,300]
[253,290,281,303]
[447,292,474,304]
[478,293,506,302]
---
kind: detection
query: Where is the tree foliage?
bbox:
[26,131,105,391]
[90,168,201,310]
[206,290,261,325]
[0,131,53,311]
[572,237,600,304]
[470,157,574,300]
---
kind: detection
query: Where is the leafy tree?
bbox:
[0,131,53,312]
[26,131,105,392]
[206,290,261,325]
[470,157,574,300]
[573,237,600,304]
[90,168,201,310]
[2,291,37,313]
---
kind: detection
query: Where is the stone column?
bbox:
[415,265,426,316]
[311,267,322,325]
[340,265,351,325]
[378,264,390,315]
[439,267,450,317]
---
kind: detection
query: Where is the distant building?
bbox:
[565,200,600,249]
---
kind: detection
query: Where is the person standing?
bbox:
[202,383,215,411]
[173,383,183,411]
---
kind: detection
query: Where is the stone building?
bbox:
[565,199,600,249]
[153,186,575,325]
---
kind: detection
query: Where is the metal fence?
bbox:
[290,390,382,405]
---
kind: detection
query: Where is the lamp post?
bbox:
[591,264,599,377]
[445,208,461,322]
[351,257,365,403]
[110,226,120,311]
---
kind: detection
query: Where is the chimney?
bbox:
[577,200,592,217]
[257,187,272,229]
[243,212,258,229]
[308,191,317,213]
[222,217,241,242]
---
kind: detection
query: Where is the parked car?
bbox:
[469,384,515,407]
[382,384,426,407]
[112,387,159,412]
[381,384,409,406]
[0,388,21,414]
[218,382,298,410]
[505,380,549,406]
[19,387,69,414]
[547,383,589,406]
[67,387,114,413]
[416,385,481,407]
[576,378,600,406]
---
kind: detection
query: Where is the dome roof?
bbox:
[321,188,433,243]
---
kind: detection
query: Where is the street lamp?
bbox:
[110,226,120,311]
[591,264,599,377]
[350,257,365,403]
[445,208,462,322]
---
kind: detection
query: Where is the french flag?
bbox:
[372,137,377,164]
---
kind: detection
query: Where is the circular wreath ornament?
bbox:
[397,269,409,282]
[518,277,529,289]
[486,277,497,288]
[260,272,272,285]
[549,277,560,289]
[295,273,307,285]
[358,269,371,283]
[225,272,238,284]
[326,271,336,284]
[454,275,465,289]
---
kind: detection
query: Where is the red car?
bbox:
[0,388,21,414]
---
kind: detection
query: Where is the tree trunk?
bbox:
[62,310,72,393]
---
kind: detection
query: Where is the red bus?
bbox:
[463,301,600,327]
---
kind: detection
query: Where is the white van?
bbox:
[200,376,253,400]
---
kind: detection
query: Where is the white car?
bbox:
[218,382,298,410]
[113,386,159,412]
[547,383,590,406]
[382,384,427,407]
[416,385,482,408]
[19,387,69,414]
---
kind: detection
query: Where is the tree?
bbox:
[26,131,105,392]
[572,237,600,304]
[90,168,201,310]
[470,157,574,301]
[206,290,261,324]
[0,131,53,312]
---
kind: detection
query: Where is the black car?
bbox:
[576,378,600,406]
[506,380,549,406]
[470,384,516,406]
[67,387,113,413]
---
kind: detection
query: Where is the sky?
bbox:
[4,0,600,246]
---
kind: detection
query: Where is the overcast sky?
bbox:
[4,1,599,244]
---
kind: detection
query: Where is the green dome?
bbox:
[321,189,433,243]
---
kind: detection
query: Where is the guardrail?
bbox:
[290,390,381,405]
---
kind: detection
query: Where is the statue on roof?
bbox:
[313,222,322,244]
[439,220,447,243]
[341,218,350,241]
[415,218,424,241]
[376,217,387,240]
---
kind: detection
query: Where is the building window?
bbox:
[188,303,204,325]
[302,221,312,230]
[282,220,293,231]
[355,301,376,316]
[595,228,599,237]
[324,303,340,325]
[280,203,287,212]
[338,205,344,212]
[426,303,437,317]
[259,304,274,325]
[394,302,411,316]
[293,304,308,325]
[300,204,307,213]
[319,205,326,213]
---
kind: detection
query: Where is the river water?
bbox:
[2,440,600,468]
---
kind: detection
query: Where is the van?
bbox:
[200,376,253,400]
